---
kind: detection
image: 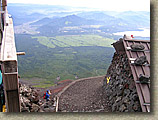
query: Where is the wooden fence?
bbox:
[0,0,20,112]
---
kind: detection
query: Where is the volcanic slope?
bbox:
[58,76,110,112]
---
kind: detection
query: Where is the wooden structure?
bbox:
[113,35,150,112]
[0,0,21,112]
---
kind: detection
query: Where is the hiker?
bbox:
[56,76,60,81]
[0,69,5,112]
[75,75,78,79]
[43,90,51,101]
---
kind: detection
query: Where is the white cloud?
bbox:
[8,0,150,11]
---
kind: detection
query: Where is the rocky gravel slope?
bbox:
[58,76,110,112]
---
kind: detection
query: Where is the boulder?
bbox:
[31,103,40,112]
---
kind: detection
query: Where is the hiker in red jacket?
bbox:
[43,90,51,101]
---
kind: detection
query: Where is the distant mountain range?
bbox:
[30,13,146,36]
[9,3,150,84]
[7,3,150,38]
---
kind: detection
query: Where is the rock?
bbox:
[129,82,135,90]
[124,110,129,112]
[124,89,130,96]
[130,44,145,50]
[112,104,117,112]
[43,108,51,112]
[123,97,130,104]
[119,104,126,112]
[132,94,139,101]
[116,97,122,102]
[44,103,49,108]
[117,90,123,96]
[95,108,104,112]
[31,104,40,112]
[134,56,147,65]
[21,107,30,112]
[133,104,139,111]
[49,107,56,112]
[39,109,44,112]
[61,110,67,112]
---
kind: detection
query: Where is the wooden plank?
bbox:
[0,0,21,112]
[123,40,147,112]
[124,39,150,43]
[0,11,5,14]
[1,14,17,61]
[6,90,21,112]
[16,52,25,56]
[3,74,18,91]
[2,0,7,11]
[2,60,20,112]
[2,0,7,26]
[124,40,150,112]
[3,61,17,73]
[133,42,150,111]
[129,58,136,61]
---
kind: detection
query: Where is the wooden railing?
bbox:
[0,0,20,112]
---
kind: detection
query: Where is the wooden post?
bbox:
[2,61,20,112]
[2,0,7,11]
[0,0,3,42]
[0,5,21,111]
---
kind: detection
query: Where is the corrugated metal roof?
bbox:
[113,37,150,112]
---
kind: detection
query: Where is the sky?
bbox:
[8,0,150,12]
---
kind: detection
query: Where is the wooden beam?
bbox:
[3,73,18,91]
[2,61,21,112]
[16,52,25,56]
[6,90,20,112]
[0,11,5,14]
[2,60,21,112]
[2,0,7,11]
[0,9,21,111]
[1,13,17,61]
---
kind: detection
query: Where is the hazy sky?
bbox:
[8,0,150,11]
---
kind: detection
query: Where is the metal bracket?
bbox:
[136,80,150,84]
[136,74,150,84]
[4,72,18,75]
[16,52,25,56]
[131,63,150,67]
[126,47,150,52]
[0,11,5,14]
[143,103,150,106]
